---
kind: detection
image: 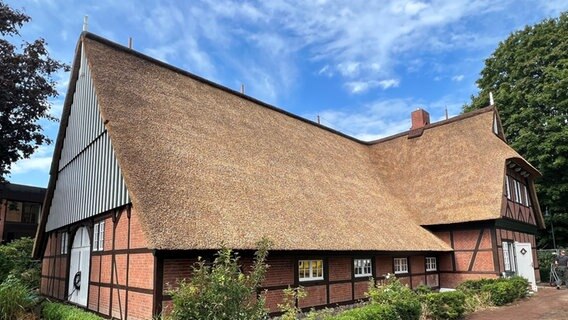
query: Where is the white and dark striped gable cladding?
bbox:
[45,44,129,232]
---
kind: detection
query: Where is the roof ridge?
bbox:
[368,106,495,145]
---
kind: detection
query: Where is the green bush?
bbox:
[414,284,432,295]
[423,291,466,320]
[168,239,271,320]
[0,237,40,289]
[42,301,103,320]
[0,276,38,320]
[456,278,502,293]
[479,276,528,306]
[538,251,556,283]
[366,276,421,320]
[330,304,398,320]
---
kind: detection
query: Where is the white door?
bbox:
[514,242,537,292]
[68,227,90,306]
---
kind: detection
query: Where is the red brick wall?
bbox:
[329,283,351,303]
[40,205,154,320]
[440,272,498,288]
[375,256,392,276]
[329,257,351,281]
[40,232,68,300]
[89,207,154,320]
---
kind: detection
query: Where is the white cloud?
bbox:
[10,146,54,175]
[318,65,333,77]
[452,75,465,82]
[345,78,399,94]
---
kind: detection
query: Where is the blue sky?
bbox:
[4,0,568,187]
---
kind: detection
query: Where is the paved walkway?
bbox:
[466,286,568,320]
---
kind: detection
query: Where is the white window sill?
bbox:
[299,277,324,282]
[355,273,372,278]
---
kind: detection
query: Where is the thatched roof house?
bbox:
[35,33,545,319]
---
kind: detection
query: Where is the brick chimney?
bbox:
[411,108,430,130]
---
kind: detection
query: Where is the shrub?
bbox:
[463,290,492,313]
[480,276,528,306]
[423,291,466,320]
[168,239,271,320]
[0,276,38,320]
[414,284,432,295]
[42,301,103,320]
[366,275,421,320]
[330,304,398,320]
[481,281,515,306]
[278,286,306,320]
[0,238,40,288]
[537,250,556,283]
[456,278,501,294]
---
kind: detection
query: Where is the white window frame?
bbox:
[394,258,408,274]
[93,221,105,251]
[354,258,372,278]
[514,180,522,204]
[523,184,530,206]
[425,257,437,272]
[60,232,68,254]
[502,241,516,272]
[505,176,511,199]
[298,259,324,282]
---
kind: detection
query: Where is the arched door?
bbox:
[67,227,90,306]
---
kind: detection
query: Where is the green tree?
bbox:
[0,1,68,181]
[464,13,568,248]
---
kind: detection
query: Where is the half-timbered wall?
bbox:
[40,231,68,300]
[41,205,154,320]
[432,225,499,288]
[157,252,443,315]
[495,228,540,282]
[46,45,129,232]
[502,168,536,225]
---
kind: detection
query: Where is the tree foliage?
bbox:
[0,1,68,181]
[464,13,568,248]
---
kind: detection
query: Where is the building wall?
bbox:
[431,222,541,287]
[495,228,540,282]
[158,253,442,315]
[432,225,500,288]
[40,205,154,320]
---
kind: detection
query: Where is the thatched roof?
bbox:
[82,34,453,252]
[369,109,543,228]
[35,33,543,255]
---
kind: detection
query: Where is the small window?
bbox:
[354,258,372,277]
[394,258,408,274]
[298,260,324,281]
[514,180,522,204]
[523,184,530,206]
[93,221,105,251]
[505,176,511,199]
[502,241,516,272]
[60,232,68,254]
[425,257,437,271]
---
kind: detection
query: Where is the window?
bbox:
[394,258,408,274]
[60,232,68,254]
[514,180,522,204]
[354,259,372,277]
[523,184,530,206]
[298,260,323,281]
[5,201,41,223]
[93,221,105,251]
[502,241,516,272]
[505,176,511,199]
[425,257,437,271]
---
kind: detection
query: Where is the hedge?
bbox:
[42,301,103,320]
[327,304,398,320]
